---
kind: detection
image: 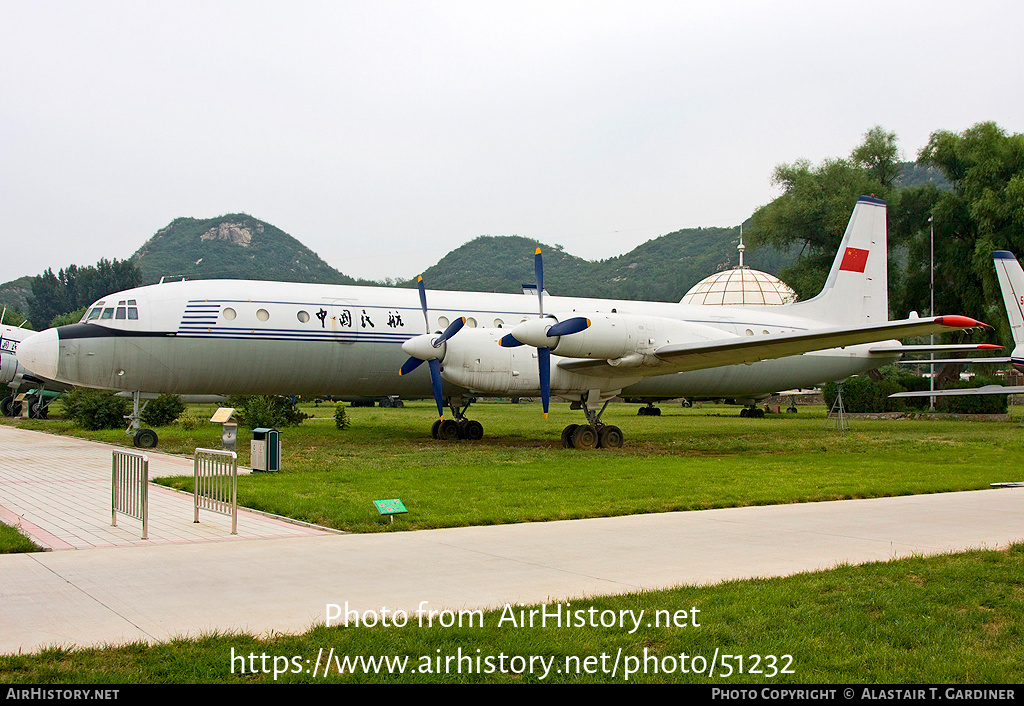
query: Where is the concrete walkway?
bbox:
[0,426,334,550]
[0,425,1021,655]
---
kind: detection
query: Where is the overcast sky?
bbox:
[3,0,1022,286]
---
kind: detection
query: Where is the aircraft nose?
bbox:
[17,328,60,381]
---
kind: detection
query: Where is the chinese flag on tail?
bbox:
[839,247,869,273]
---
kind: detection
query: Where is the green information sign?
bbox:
[374,498,408,516]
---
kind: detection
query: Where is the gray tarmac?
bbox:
[1,425,1021,655]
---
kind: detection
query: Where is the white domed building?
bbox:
[680,233,796,306]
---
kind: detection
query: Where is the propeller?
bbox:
[498,248,590,418]
[399,276,465,419]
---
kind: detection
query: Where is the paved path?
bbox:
[0,425,1021,655]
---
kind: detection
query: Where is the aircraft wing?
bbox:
[889,385,1024,398]
[558,315,986,378]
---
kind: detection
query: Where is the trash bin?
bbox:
[251,428,280,472]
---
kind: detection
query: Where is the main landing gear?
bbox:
[431,397,484,441]
[2,393,51,419]
[562,396,623,449]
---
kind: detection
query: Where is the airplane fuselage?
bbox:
[32,278,899,401]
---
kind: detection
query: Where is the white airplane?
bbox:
[17,195,987,449]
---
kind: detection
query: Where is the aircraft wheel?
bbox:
[681,399,692,408]
[379,397,393,408]
[1,396,14,417]
[6,399,22,417]
[598,425,624,449]
[739,408,749,418]
[572,424,599,449]
[751,408,765,419]
[561,424,578,448]
[28,399,48,420]
[437,419,460,441]
[431,419,443,439]
[134,429,158,448]
[461,420,484,440]
[787,406,798,413]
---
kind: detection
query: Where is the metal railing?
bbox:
[112,449,149,539]
[193,448,238,534]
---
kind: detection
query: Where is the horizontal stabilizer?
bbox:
[890,385,1024,398]
[897,357,1010,366]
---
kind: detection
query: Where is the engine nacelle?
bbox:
[439,328,538,393]
[547,313,734,365]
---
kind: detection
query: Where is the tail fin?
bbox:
[785,195,889,325]
[993,250,1024,368]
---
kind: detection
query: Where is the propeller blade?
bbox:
[534,247,544,316]
[428,358,445,419]
[434,316,466,346]
[538,346,550,419]
[417,276,429,330]
[547,316,590,338]
[399,356,425,376]
[499,333,525,348]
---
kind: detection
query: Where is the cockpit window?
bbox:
[81,298,139,324]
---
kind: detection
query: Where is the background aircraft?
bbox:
[1,318,71,418]
[890,250,1024,405]
[17,196,986,448]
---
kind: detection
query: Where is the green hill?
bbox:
[1,213,797,315]
[130,214,363,286]
[416,227,796,302]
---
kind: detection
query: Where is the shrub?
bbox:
[227,395,310,429]
[62,388,131,430]
[824,369,1008,414]
[936,377,1008,414]
[139,394,186,427]
[175,412,201,430]
[334,403,350,430]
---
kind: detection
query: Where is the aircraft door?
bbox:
[320,300,358,344]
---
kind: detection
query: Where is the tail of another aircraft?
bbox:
[993,250,1024,368]
[785,195,889,325]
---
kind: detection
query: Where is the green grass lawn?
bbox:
[1,400,1021,682]
[19,398,1013,533]
[1,545,1021,683]
[4,399,1020,534]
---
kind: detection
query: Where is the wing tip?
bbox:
[935,315,988,328]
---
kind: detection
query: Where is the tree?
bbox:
[28,258,142,328]
[903,122,1024,346]
[747,126,897,299]
[851,126,902,188]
